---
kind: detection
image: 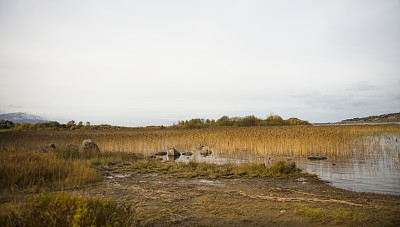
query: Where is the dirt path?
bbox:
[73,171,400,226]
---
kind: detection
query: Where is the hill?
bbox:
[0,112,49,124]
[342,112,400,123]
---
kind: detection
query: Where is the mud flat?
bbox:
[71,167,400,226]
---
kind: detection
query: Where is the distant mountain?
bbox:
[0,112,49,124]
[342,112,400,123]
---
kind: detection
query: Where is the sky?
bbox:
[1,0,399,126]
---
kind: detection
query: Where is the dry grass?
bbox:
[0,148,100,193]
[1,124,398,159]
[2,192,137,227]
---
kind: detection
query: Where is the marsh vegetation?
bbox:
[1,124,399,226]
[1,124,399,158]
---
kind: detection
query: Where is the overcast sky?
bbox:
[1,0,399,126]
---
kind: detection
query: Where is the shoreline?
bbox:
[72,171,400,226]
[2,160,400,226]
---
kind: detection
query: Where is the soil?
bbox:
[71,168,400,226]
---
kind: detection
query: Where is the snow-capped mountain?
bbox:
[0,112,49,124]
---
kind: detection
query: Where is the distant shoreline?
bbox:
[312,122,400,126]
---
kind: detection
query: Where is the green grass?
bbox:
[294,206,324,221]
[128,159,302,179]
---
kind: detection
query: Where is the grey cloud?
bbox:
[294,82,399,116]
[346,81,377,92]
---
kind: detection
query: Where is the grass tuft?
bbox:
[0,148,100,192]
[128,158,301,179]
[3,192,135,227]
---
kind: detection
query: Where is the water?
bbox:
[159,135,400,195]
[294,155,400,195]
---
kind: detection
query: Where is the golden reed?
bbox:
[1,124,399,158]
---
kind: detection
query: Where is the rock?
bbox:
[81,139,100,153]
[200,147,212,156]
[40,143,56,153]
[154,151,167,156]
[168,147,180,156]
[181,151,193,156]
[307,156,327,160]
[169,155,180,161]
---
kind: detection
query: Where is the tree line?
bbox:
[1,114,310,131]
[0,120,120,130]
[171,115,310,129]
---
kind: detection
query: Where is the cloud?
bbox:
[346,81,377,92]
[292,81,400,122]
[0,104,24,113]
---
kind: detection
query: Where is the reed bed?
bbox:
[0,124,399,159]
[0,148,100,193]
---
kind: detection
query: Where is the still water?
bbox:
[294,155,400,195]
[161,135,400,195]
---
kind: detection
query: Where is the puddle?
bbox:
[105,173,131,179]
[198,179,223,186]
[296,177,308,184]
[115,173,131,178]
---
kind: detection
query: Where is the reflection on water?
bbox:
[295,134,400,195]
[294,155,400,195]
[161,134,400,195]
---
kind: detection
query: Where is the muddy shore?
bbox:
[72,169,400,226]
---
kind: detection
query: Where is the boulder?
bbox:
[168,147,180,156]
[200,147,212,156]
[307,156,327,160]
[40,143,56,153]
[81,139,100,153]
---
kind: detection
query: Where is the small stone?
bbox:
[307,156,327,160]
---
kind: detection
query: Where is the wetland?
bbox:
[1,124,400,226]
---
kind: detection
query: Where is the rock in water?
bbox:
[307,156,327,160]
[81,139,100,153]
[40,143,56,153]
[168,147,180,156]
[155,151,167,156]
